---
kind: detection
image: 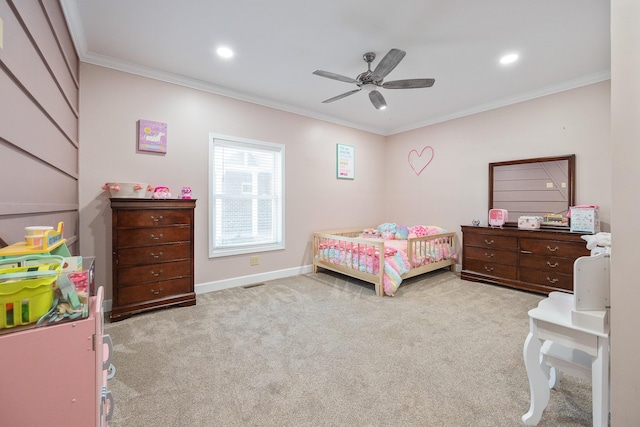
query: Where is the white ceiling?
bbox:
[61,0,610,136]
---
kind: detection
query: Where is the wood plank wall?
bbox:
[0,0,79,253]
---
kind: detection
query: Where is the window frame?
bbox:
[208,133,285,258]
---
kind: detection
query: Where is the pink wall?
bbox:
[384,82,611,236]
[78,64,387,301]
[80,63,612,304]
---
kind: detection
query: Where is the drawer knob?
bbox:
[150,251,163,259]
[546,276,559,284]
[151,287,164,295]
[546,261,559,268]
[484,266,494,272]
[546,245,560,252]
[484,252,494,258]
[150,215,164,223]
[150,233,163,240]
[484,239,494,245]
[150,269,163,277]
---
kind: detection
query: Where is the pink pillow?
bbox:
[409,225,428,237]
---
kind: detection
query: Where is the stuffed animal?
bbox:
[581,232,611,252]
[395,225,409,240]
[152,186,171,199]
[362,228,380,238]
[377,223,397,240]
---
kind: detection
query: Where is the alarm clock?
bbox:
[489,209,508,227]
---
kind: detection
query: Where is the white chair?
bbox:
[522,253,610,427]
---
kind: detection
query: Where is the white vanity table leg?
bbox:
[522,320,550,425]
[591,336,610,427]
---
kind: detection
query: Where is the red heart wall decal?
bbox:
[408,146,434,176]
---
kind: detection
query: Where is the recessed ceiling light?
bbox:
[500,53,519,65]
[216,47,234,58]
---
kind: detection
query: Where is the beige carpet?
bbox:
[105,270,592,426]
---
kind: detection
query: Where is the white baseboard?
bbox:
[104,265,314,314]
[195,264,314,294]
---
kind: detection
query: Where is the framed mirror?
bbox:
[489,154,575,228]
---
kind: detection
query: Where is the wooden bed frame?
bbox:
[312,227,457,296]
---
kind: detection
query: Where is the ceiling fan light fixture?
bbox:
[362,83,378,92]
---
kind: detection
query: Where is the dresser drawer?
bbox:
[519,254,575,275]
[519,268,573,291]
[116,226,191,248]
[117,277,192,306]
[116,209,192,227]
[116,242,191,267]
[464,233,518,250]
[520,238,588,259]
[464,259,517,280]
[117,260,191,287]
[464,246,518,266]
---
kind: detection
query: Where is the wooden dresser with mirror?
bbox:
[461,154,590,294]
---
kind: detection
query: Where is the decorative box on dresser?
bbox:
[110,198,196,321]
[461,225,590,294]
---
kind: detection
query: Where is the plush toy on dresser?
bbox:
[152,186,171,199]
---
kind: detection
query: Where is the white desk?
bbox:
[522,292,609,426]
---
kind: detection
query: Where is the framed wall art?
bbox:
[138,119,167,153]
[336,143,355,179]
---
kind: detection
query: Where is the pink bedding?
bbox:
[315,235,456,295]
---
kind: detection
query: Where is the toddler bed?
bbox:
[312,224,457,296]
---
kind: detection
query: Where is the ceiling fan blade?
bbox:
[322,88,361,103]
[313,70,358,84]
[372,48,406,80]
[368,90,387,110]
[382,78,435,89]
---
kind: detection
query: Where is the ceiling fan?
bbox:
[312,48,435,110]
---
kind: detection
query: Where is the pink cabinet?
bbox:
[0,287,113,426]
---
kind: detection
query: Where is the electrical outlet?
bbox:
[250,256,260,266]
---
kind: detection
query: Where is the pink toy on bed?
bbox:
[362,228,380,238]
[409,225,428,238]
[408,225,447,238]
[377,223,397,240]
[395,225,409,240]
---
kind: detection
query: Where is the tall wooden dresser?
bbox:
[110,198,196,321]
[461,225,589,294]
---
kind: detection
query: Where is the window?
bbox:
[209,134,284,257]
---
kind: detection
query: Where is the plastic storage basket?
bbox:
[0,255,63,329]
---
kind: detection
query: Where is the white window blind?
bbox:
[209,135,284,257]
